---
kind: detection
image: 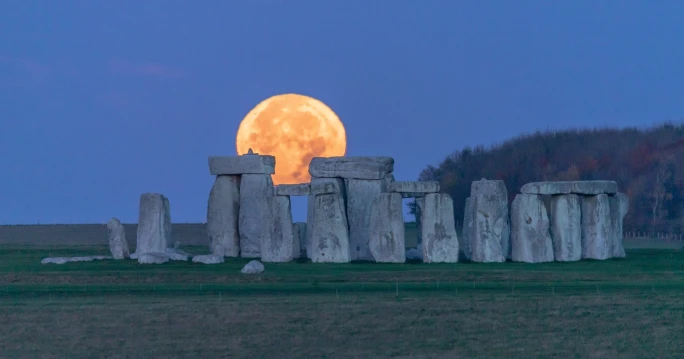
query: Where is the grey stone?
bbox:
[461,197,473,260]
[263,195,295,262]
[238,174,274,258]
[511,194,554,263]
[274,183,310,196]
[292,222,302,259]
[208,155,275,175]
[470,179,510,260]
[207,175,240,257]
[390,181,440,194]
[309,156,394,179]
[107,217,129,259]
[41,256,112,265]
[549,194,582,261]
[609,193,629,258]
[192,254,225,264]
[471,194,506,263]
[310,178,350,263]
[138,253,170,264]
[165,251,189,261]
[521,181,618,195]
[345,178,388,261]
[306,195,315,258]
[421,193,459,263]
[581,194,612,260]
[135,193,171,256]
[405,246,423,261]
[241,260,265,274]
[293,222,307,258]
[163,197,171,248]
[415,197,425,246]
[369,193,405,263]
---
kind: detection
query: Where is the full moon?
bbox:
[236,93,347,185]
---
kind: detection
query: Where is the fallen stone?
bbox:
[345,177,388,261]
[405,246,423,261]
[309,156,394,179]
[241,260,265,274]
[421,193,459,263]
[41,256,112,265]
[310,178,350,263]
[521,181,618,195]
[263,195,295,262]
[207,175,241,257]
[107,217,129,259]
[293,222,307,259]
[238,174,274,258]
[208,155,275,175]
[137,253,170,264]
[165,252,189,261]
[511,194,554,263]
[471,194,506,263]
[470,179,510,260]
[192,254,225,264]
[136,193,171,256]
[369,193,405,263]
[549,194,582,261]
[274,183,311,196]
[461,197,473,260]
[129,252,139,260]
[390,181,440,195]
[167,248,190,257]
[581,194,612,260]
[609,193,629,258]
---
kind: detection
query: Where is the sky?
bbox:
[2,1,684,225]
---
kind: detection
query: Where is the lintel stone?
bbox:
[520,181,617,195]
[274,183,311,196]
[309,156,394,179]
[390,181,439,194]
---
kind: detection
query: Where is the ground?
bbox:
[1,242,683,358]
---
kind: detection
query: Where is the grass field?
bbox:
[1,245,683,358]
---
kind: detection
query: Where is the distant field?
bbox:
[0,246,683,358]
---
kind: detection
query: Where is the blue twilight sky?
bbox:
[1,1,684,225]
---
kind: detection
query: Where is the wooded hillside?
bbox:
[416,123,684,234]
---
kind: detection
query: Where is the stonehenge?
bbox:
[107,217,129,259]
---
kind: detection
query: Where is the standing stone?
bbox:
[263,195,295,262]
[415,197,425,247]
[310,178,350,263]
[294,222,308,259]
[470,179,510,260]
[292,222,302,259]
[421,193,459,263]
[581,194,612,260]
[461,197,473,260]
[238,174,274,258]
[207,175,240,257]
[345,178,388,260]
[471,194,506,263]
[511,194,554,263]
[609,193,629,258]
[549,194,582,261]
[306,195,315,258]
[107,217,129,259]
[136,193,171,255]
[369,193,405,263]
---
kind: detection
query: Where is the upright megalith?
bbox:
[369,193,405,263]
[415,197,425,247]
[609,193,629,258]
[471,194,506,263]
[461,197,473,260]
[581,194,612,260]
[309,177,350,263]
[263,195,295,262]
[207,175,240,257]
[107,217,129,259]
[136,193,172,255]
[345,178,388,260]
[293,222,307,258]
[421,193,459,263]
[511,194,554,263]
[549,194,582,261]
[239,173,274,258]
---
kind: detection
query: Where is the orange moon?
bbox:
[236,93,347,185]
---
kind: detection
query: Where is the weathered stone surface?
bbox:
[369,193,405,263]
[107,217,129,259]
[521,181,618,195]
[263,195,295,262]
[241,260,264,274]
[136,193,171,255]
[208,155,275,175]
[609,193,629,258]
[390,181,440,194]
[345,178,388,261]
[470,179,510,260]
[310,178,350,263]
[192,254,225,264]
[41,256,112,265]
[421,193,459,263]
[461,197,473,260]
[309,156,394,179]
[238,174,274,258]
[415,197,425,246]
[274,183,310,196]
[292,222,303,259]
[207,175,240,257]
[138,253,170,264]
[511,194,554,263]
[549,194,582,261]
[165,251,189,261]
[581,194,612,260]
[293,222,307,259]
[306,195,315,258]
[406,246,423,261]
[471,194,506,263]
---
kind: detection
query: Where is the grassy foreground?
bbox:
[0,246,683,358]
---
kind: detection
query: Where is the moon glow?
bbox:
[236,93,347,185]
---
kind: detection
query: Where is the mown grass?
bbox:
[0,246,683,358]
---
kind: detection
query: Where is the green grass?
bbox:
[1,246,684,358]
